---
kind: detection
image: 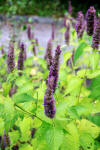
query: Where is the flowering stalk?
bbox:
[7,42,15,73]
[35,38,39,46]
[65,22,70,45]
[86,6,96,36]
[68,0,72,15]
[45,39,53,69]
[27,24,32,40]
[33,45,37,56]
[48,45,61,93]
[64,15,67,27]
[51,24,55,40]
[92,14,100,49]
[17,43,25,75]
[1,133,10,150]
[78,21,86,38]
[76,11,84,38]
[44,76,56,118]
[9,85,17,97]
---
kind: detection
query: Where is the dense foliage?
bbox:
[0,0,99,16]
[0,6,100,150]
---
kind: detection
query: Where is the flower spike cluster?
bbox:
[75,11,84,38]
[65,21,70,45]
[27,24,32,40]
[17,42,25,75]
[45,39,53,69]
[7,42,15,73]
[86,6,96,36]
[92,14,100,49]
[44,45,61,118]
[51,24,55,40]
[44,76,56,118]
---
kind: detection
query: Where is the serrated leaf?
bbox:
[79,119,100,139]
[89,76,100,99]
[79,133,94,150]
[12,93,36,103]
[45,127,63,150]
[9,130,20,145]
[74,42,87,64]
[65,76,83,95]
[19,117,34,142]
[61,122,79,150]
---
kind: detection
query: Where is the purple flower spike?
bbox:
[65,22,70,45]
[1,133,10,150]
[48,45,61,93]
[68,0,72,15]
[78,21,86,38]
[35,38,39,46]
[76,11,84,38]
[33,45,36,56]
[45,39,53,69]
[27,24,32,40]
[17,42,25,75]
[92,15,100,49]
[51,24,55,40]
[7,42,15,73]
[86,6,96,36]
[44,76,56,118]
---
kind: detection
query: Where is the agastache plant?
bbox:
[45,39,53,69]
[92,14,100,49]
[17,42,25,75]
[65,21,70,45]
[76,11,84,38]
[48,45,61,93]
[7,42,15,73]
[44,76,56,118]
[86,6,96,36]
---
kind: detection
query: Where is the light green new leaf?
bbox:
[78,119,100,139]
[45,127,64,150]
[74,42,88,64]
[79,133,94,150]
[12,93,36,103]
[61,122,79,150]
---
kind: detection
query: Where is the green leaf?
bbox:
[17,82,33,94]
[9,130,20,146]
[19,117,34,142]
[89,52,99,70]
[12,93,36,103]
[2,82,11,97]
[89,76,100,99]
[1,98,16,131]
[19,144,34,150]
[88,114,100,127]
[0,118,4,135]
[65,76,83,95]
[35,122,51,143]
[78,119,100,139]
[45,127,64,150]
[74,42,87,64]
[79,133,94,150]
[61,122,79,150]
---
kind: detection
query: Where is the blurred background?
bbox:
[0,0,99,17]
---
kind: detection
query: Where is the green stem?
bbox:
[14,103,43,122]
